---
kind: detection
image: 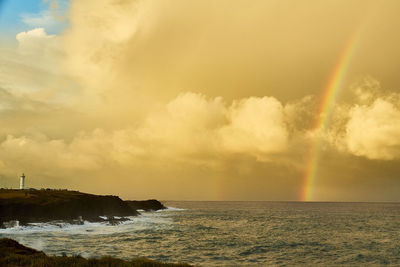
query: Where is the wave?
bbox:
[0,206,186,235]
[162,206,186,211]
[138,207,186,213]
[0,213,174,235]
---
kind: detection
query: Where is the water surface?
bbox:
[1,201,400,266]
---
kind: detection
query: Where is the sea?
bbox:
[1,201,400,266]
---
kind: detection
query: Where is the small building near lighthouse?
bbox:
[20,173,25,189]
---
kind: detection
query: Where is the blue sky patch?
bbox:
[0,0,69,42]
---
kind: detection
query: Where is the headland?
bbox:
[0,189,166,227]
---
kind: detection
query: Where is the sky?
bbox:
[1,0,400,201]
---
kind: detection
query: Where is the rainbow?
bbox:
[300,31,361,201]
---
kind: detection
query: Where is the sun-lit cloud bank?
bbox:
[345,92,400,160]
[1,0,400,200]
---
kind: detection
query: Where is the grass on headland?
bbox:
[0,238,192,267]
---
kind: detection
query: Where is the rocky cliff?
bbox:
[0,189,138,225]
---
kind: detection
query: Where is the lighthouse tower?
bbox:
[20,173,25,190]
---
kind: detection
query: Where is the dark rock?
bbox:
[0,189,139,225]
[125,199,167,211]
[0,238,44,256]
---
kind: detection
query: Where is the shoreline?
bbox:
[0,238,192,267]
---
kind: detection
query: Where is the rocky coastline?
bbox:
[0,189,166,228]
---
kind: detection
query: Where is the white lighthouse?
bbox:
[20,173,25,189]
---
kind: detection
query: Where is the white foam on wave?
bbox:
[137,207,185,213]
[163,206,186,211]
[0,212,174,235]
[0,206,187,236]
